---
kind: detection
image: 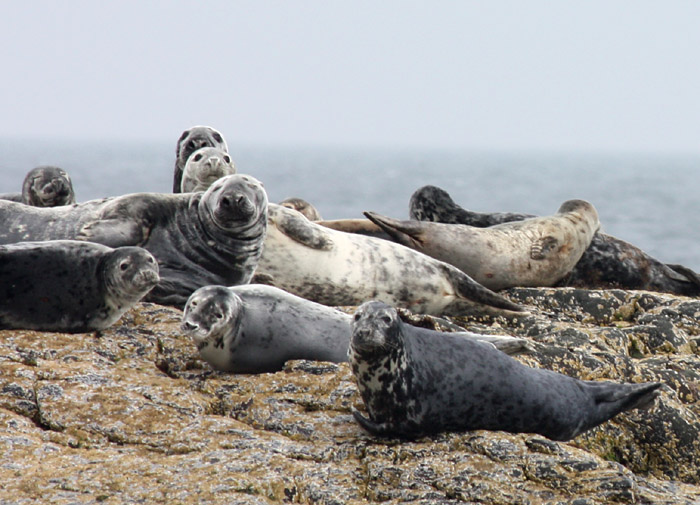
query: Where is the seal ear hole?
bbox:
[215,312,224,320]
[193,153,203,162]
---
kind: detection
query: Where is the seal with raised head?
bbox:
[180,147,236,193]
[365,199,600,291]
[254,204,524,317]
[349,300,662,440]
[279,197,323,221]
[173,126,228,193]
[0,166,76,207]
[0,240,159,333]
[0,174,268,307]
[409,185,700,295]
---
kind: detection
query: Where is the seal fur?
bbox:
[180,147,236,193]
[173,126,228,193]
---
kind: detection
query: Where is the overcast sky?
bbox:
[1,1,699,153]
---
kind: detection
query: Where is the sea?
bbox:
[1,137,699,271]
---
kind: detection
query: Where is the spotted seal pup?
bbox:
[279,197,323,221]
[180,147,236,193]
[173,126,228,193]
[349,300,662,440]
[364,199,600,291]
[254,204,524,316]
[0,166,76,207]
[409,185,700,295]
[0,174,268,307]
[0,240,159,332]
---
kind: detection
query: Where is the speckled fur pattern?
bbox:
[349,301,662,440]
[173,126,228,193]
[0,174,268,307]
[181,284,352,373]
[180,147,236,193]
[409,185,700,295]
[279,197,323,221]
[366,199,600,291]
[255,204,524,316]
[0,240,159,332]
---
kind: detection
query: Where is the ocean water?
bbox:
[1,137,699,270]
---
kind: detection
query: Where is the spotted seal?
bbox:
[0,166,76,207]
[279,197,323,221]
[0,240,159,332]
[364,199,600,291]
[254,204,524,316]
[409,185,700,295]
[180,147,236,193]
[173,126,228,193]
[0,174,268,307]
[349,300,662,440]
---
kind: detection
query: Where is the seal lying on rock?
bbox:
[349,300,662,440]
[0,240,159,332]
[173,126,228,193]
[0,174,268,307]
[181,284,532,373]
[409,185,700,295]
[180,147,236,193]
[0,166,76,207]
[365,199,600,291]
[255,204,525,317]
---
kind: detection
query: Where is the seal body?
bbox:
[409,185,700,295]
[0,240,159,332]
[181,284,352,373]
[180,147,236,193]
[255,204,523,316]
[173,126,228,193]
[0,166,76,207]
[279,197,323,221]
[349,301,662,440]
[0,174,268,307]
[365,199,600,291]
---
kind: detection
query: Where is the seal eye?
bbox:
[120,261,130,271]
[213,133,223,143]
[193,153,203,162]
[353,313,361,321]
[379,314,393,325]
[215,312,224,320]
[190,300,198,308]
[224,155,231,163]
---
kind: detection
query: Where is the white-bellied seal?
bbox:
[365,199,600,291]
[181,284,532,373]
[409,185,700,295]
[173,126,228,193]
[180,147,236,193]
[0,174,268,307]
[349,300,662,440]
[279,197,323,221]
[0,166,76,207]
[0,240,159,333]
[254,204,524,316]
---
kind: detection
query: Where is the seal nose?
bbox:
[181,320,198,332]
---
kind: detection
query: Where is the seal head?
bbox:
[22,166,76,207]
[180,147,236,193]
[173,126,228,193]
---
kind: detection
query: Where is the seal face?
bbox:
[173,126,228,193]
[0,166,76,207]
[180,147,236,193]
[365,199,600,290]
[0,240,159,332]
[349,301,662,440]
[279,197,322,221]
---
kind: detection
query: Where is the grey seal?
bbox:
[279,197,323,221]
[0,174,268,307]
[409,185,700,296]
[0,240,159,332]
[254,204,524,317]
[365,199,600,290]
[173,126,228,193]
[0,166,76,207]
[181,284,532,373]
[349,300,662,440]
[180,147,236,193]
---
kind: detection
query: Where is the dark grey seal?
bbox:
[349,300,662,440]
[409,185,700,296]
[0,166,76,207]
[0,174,268,307]
[173,125,228,193]
[0,240,159,333]
[180,147,236,193]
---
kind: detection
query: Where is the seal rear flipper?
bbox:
[352,408,393,436]
[666,263,700,288]
[587,381,662,426]
[275,206,334,251]
[363,211,426,249]
[441,263,525,313]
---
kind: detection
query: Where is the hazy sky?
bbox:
[2,1,699,152]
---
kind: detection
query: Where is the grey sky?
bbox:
[2,1,699,152]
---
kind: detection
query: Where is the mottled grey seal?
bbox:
[254,204,524,316]
[279,197,323,221]
[365,199,600,291]
[0,166,76,207]
[0,174,268,307]
[180,147,236,193]
[173,126,228,193]
[349,300,662,440]
[409,185,700,295]
[0,240,159,333]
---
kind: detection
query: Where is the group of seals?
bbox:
[0,166,76,207]
[0,240,159,332]
[173,126,229,193]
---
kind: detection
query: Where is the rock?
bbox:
[1,289,700,504]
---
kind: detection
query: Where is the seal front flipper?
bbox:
[275,206,334,250]
[351,407,393,436]
[363,211,425,249]
[78,219,149,247]
[666,263,700,288]
[530,235,559,260]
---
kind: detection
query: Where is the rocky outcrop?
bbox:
[1,288,700,504]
